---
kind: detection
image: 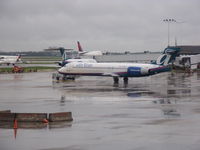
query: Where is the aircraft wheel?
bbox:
[113,77,119,84]
[123,77,128,84]
[56,76,60,81]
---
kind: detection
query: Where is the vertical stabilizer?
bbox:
[16,55,21,62]
[156,47,180,65]
[58,48,66,60]
[77,41,83,52]
[59,48,65,56]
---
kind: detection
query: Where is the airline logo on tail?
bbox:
[77,41,83,52]
[0,54,22,65]
[156,47,180,65]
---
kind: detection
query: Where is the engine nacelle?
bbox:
[140,67,149,75]
[127,67,149,77]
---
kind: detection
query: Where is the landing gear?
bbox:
[113,77,119,84]
[123,77,128,84]
[52,73,76,81]
[113,77,129,84]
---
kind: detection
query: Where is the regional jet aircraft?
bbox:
[58,47,180,83]
[77,41,103,56]
[0,55,21,65]
[44,47,97,67]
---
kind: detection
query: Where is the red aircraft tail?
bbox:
[17,55,21,61]
[77,41,83,52]
[18,54,21,58]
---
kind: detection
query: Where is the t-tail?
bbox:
[77,41,83,52]
[57,47,68,61]
[155,47,180,66]
[58,48,65,58]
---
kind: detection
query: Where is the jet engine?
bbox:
[127,67,149,77]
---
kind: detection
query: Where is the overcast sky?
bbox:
[0,0,200,52]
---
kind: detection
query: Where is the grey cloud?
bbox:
[0,0,200,52]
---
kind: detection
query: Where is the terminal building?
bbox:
[170,45,200,70]
[176,45,200,55]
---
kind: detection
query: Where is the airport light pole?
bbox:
[163,19,176,47]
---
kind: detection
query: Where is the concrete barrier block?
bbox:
[49,121,72,129]
[0,121,13,129]
[18,122,47,129]
[0,113,15,121]
[16,113,47,122]
[49,112,73,122]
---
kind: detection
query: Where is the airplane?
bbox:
[0,55,22,65]
[77,41,103,56]
[44,47,97,67]
[58,47,180,83]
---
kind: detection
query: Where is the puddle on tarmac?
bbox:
[0,71,200,150]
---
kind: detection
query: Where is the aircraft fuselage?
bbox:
[0,55,21,65]
[58,62,170,78]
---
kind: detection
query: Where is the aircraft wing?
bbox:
[102,73,119,77]
[79,51,88,55]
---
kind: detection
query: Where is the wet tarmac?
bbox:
[0,71,200,150]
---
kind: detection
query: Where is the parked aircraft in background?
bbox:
[77,41,103,56]
[58,47,180,83]
[0,55,21,65]
[44,47,97,67]
[59,58,97,67]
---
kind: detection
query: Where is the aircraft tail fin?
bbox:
[59,48,65,56]
[77,41,83,52]
[156,47,180,65]
[17,54,21,62]
[56,47,67,60]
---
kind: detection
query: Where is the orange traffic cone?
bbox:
[13,119,18,129]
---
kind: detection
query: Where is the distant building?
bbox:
[170,45,200,70]
[169,45,200,55]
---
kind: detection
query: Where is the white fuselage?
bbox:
[58,62,168,77]
[80,51,103,56]
[59,58,97,67]
[65,59,97,63]
[0,55,21,65]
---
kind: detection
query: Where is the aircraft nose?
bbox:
[58,67,65,74]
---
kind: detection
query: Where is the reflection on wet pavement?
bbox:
[0,121,72,129]
[0,71,200,150]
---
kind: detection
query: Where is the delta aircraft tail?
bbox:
[77,41,84,52]
[77,41,103,56]
[17,55,21,62]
